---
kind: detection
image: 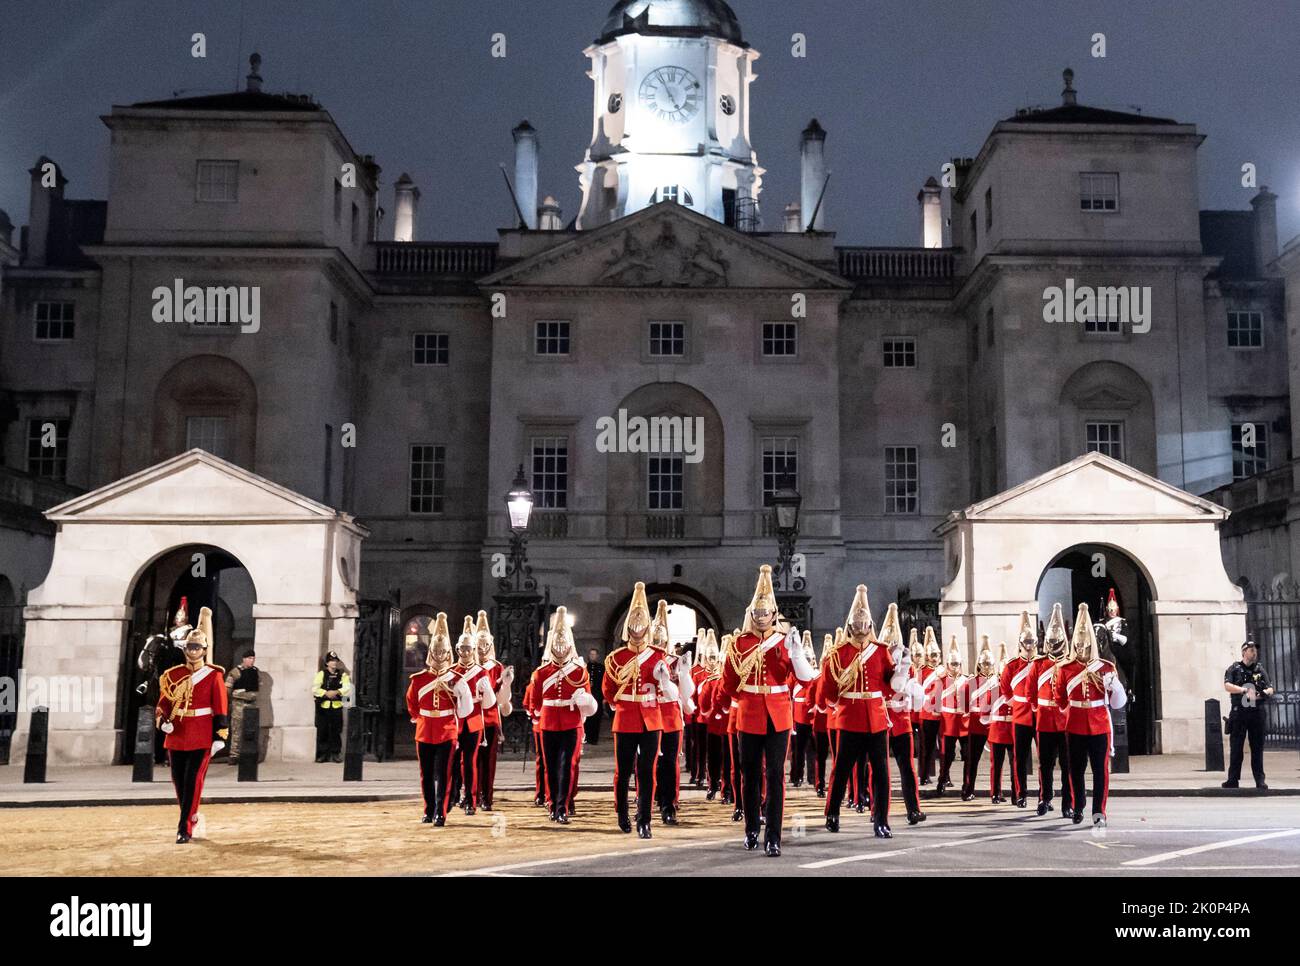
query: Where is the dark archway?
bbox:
[601,582,723,658]
[1036,543,1159,755]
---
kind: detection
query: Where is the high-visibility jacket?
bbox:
[313,669,352,710]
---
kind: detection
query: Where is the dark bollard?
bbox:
[24,707,49,783]
[1111,705,1130,774]
[133,708,155,783]
[237,706,260,782]
[343,708,364,782]
[1205,698,1225,772]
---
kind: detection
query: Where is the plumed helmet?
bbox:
[544,606,576,663]
[1043,603,1069,662]
[923,626,941,666]
[877,602,903,649]
[742,565,781,634]
[622,582,652,642]
[946,636,963,672]
[1017,610,1037,655]
[976,635,995,675]
[1072,603,1098,663]
[650,599,671,651]
[843,584,874,637]
[474,610,495,660]
[184,606,213,652]
[426,612,453,671]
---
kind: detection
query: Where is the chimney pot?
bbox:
[246,53,263,93]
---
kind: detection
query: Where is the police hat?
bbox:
[1242,640,1257,652]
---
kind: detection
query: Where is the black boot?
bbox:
[825,814,840,833]
[731,807,743,822]
[421,814,433,824]
[617,811,632,834]
[556,808,570,825]
[662,806,678,826]
[874,821,893,839]
[434,814,446,827]
[706,789,717,801]
[765,839,782,857]
[744,831,759,850]
[637,821,652,839]
[1071,809,1084,825]
[907,810,926,825]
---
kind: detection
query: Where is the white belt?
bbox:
[542,698,574,707]
[419,708,454,718]
[740,684,789,695]
[793,697,806,703]
[179,708,211,718]
[940,706,958,714]
[991,714,1012,722]
[1037,698,1056,707]
[1012,695,1029,703]
[843,690,883,700]
[618,693,656,703]
[1070,699,1105,709]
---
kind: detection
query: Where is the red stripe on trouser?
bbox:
[1009,731,1022,799]
[568,739,581,810]
[1100,731,1111,816]
[187,752,212,835]
[441,746,455,816]
[539,735,553,805]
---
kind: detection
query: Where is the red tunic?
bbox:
[961,673,999,737]
[939,673,968,738]
[479,659,504,728]
[791,678,814,726]
[719,631,799,734]
[1000,656,1035,728]
[886,666,915,738]
[698,675,731,735]
[447,663,487,733]
[602,644,666,732]
[808,676,829,734]
[1030,657,1067,732]
[690,663,710,724]
[405,669,461,745]
[657,653,684,733]
[818,639,894,734]
[918,665,944,721]
[528,658,591,731]
[1054,658,1116,736]
[987,674,1014,745]
[157,663,228,752]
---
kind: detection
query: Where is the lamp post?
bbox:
[771,476,812,631]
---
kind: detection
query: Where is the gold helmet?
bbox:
[1043,603,1069,662]
[474,610,495,662]
[976,635,995,675]
[700,628,721,669]
[923,626,941,667]
[946,636,963,673]
[742,565,781,635]
[908,626,923,667]
[168,596,194,643]
[877,602,903,649]
[544,606,576,664]
[1106,589,1120,619]
[183,606,213,656]
[843,584,874,639]
[650,599,671,652]
[1017,610,1037,659]
[801,629,816,666]
[622,581,652,643]
[1072,603,1097,663]
[996,641,1008,675]
[426,612,453,672]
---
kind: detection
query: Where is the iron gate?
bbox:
[352,595,402,761]
[1244,586,1300,749]
[0,604,23,764]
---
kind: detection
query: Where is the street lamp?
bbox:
[493,464,545,755]
[506,464,534,532]
[770,475,810,629]
[500,464,536,593]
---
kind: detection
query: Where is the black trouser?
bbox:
[449,725,479,806]
[790,722,813,784]
[583,704,603,745]
[890,730,921,814]
[706,731,725,793]
[476,725,499,808]
[614,729,660,824]
[1036,729,1069,806]
[919,719,941,781]
[827,729,889,824]
[990,742,1011,798]
[315,706,342,759]
[1067,732,1110,817]
[532,730,546,802]
[541,728,579,816]
[854,749,870,805]
[655,729,682,811]
[169,748,210,836]
[689,722,708,783]
[416,740,453,819]
[1012,723,1035,800]
[1227,708,1267,785]
[939,734,959,785]
[729,731,743,803]
[739,718,789,843]
[962,733,988,796]
[813,730,830,790]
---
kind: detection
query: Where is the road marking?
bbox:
[799,831,1034,870]
[1122,829,1300,867]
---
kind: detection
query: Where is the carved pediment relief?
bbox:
[597,221,730,288]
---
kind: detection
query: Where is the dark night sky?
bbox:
[2,0,1298,246]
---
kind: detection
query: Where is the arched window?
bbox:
[152,355,257,468]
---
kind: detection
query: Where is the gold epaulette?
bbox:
[207,663,226,676]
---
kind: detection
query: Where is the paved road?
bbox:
[442,797,1300,877]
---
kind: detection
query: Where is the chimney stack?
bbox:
[513,121,539,230]
[246,53,263,93]
[393,173,419,242]
[26,156,66,267]
[1252,187,1279,275]
[783,203,801,233]
[538,195,563,231]
[917,177,943,248]
[1061,68,1076,106]
[800,119,827,231]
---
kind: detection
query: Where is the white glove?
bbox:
[676,653,696,701]
[654,660,680,703]
[788,634,816,683]
[784,627,801,657]
[574,690,598,719]
[681,693,697,717]
[1106,674,1127,710]
[896,644,912,669]
[453,679,474,717]
[908,679,926,708]
[160,721,175,734]
[476,676,497,710]
[210,740,225,755]
[495,667,515,716]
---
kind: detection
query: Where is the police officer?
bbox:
[313,651,352,763]
[1222,640,1274,790]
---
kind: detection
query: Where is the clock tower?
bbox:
[576,0,763,230]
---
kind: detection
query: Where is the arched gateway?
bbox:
[15,449,366,765]
[937,452,1245,754]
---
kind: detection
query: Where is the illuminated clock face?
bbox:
[639,66,701,124]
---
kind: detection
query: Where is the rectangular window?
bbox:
[884,446,919,515]
[33,301,75,341]
[27,418,70,480]
[1084,312,1123,335]
[986,307,995,348]
[185,415,230,460]
[969,210,978,249]
[323,423,334,506]
[761,437,798,506]
[409,444,446,514]
[411,331,449,366]
[329,302,339,345]
[1227,311,1263,349]
[351,202,360,245]
[984,187,993,231]
[762,322,797,357]
[1086,421,1125,461]
[883,336,916,369]
[1080,172,1119,212]
[649,321,685,357]
[530,436,569,510]
[196,160,239,202]
[535,320,571,356]
[333,179,342,222]
[647,455,684,511]
[1232,423,1269,480]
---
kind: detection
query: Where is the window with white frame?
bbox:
[1084,311,1123,335]
[761,437,798,505]
[1232,422,1269,480]
[1227,311,1263,349]
[535,320,571,356]
[1080,172,1119,212]
[412,332,449,366]
[762,322,797,357]
[33,301,75,341]
[647,455,684,510]
[884,446,919,515]
[185,415,230,460]
[649,321,685,358]
[530,436,569,510]
[196,160,239,202]
[883,337,916,368]
[651,186,694,207]
[1086,421,1125,461]
[409,444,446,514]
[27,418,70,480]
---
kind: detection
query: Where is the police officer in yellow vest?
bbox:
[313,651,352,763]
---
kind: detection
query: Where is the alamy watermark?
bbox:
[152,279,261,333]
[0,673,105,725]
[1042,278,1151,334]
[595,408,705,464]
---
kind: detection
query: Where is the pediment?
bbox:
[1071,386,1139,410]
[481,203,850,291]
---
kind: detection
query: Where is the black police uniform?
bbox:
[1224,659,1272,787]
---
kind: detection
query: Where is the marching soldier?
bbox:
[936,638,966,796]
[1032,604,1072,818]
[697,631,732,802]
[810,635,833,797]
[522,667,547,808]
[820,588,905,839]
[527,606,597,824]
[1223,640,1275,789]
[651,600,696,825]
[405,613,474,826]
[720,565,816,856]
[474,611,514,811]
[687,630,712,787]
[789,630,817,788]
[917,628,944,785]
[156,606,228,844]
[1055,605,1127,826]
[882,608,926,824]
[1002,613,1037,808]
[447,618,497,816]
[960,637,999,801]
[987,642,1015,803]
[603,582,677,838]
